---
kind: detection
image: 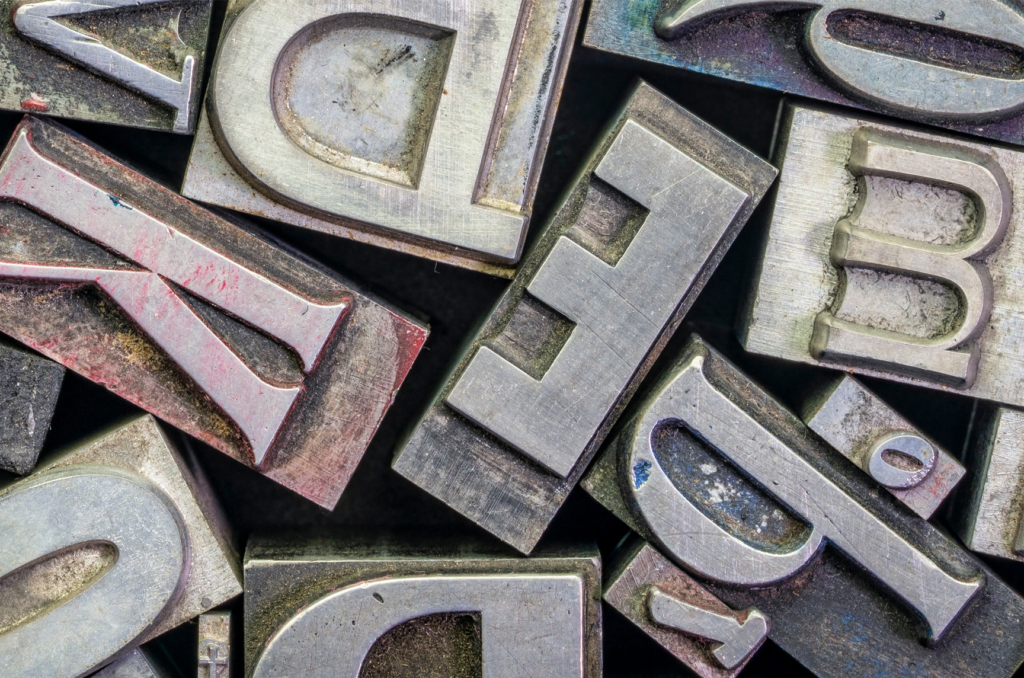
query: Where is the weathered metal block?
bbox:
[0,0,212,133]
[198,611,230,678]
[583,334,1024,678]
[740,103,1024,408]
[0,115,427,508]
[393,81,776,553]
[0,415,242,678]
[181,0,583,276]
[605,538,768,678]
[801,374,965,518]
[951,406,1024,563]
[94,648,172,678]
[243,536,601,678]
[0,338,64,475]
[585,0,1024,146]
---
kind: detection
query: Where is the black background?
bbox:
[2,1,1022,676]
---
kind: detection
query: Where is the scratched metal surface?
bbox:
[4,5,1024,675]
[0,0,212,133]
[182,0,583,275]
[584,0,1024,146]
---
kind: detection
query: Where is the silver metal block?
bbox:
[741,103,1024,407]
[802,374,965,518]
[243,537,601,678]
[0,115,427,508]
[583,334,1024,677]
[394,81,776,554]
[0,0,212,133]
[951,406,1024,563]
[198,611,230,678]
[605,538,767,677]
[0,339,64,475]
[94,648,170,678]
[182,0,584,275]
[0,415,241,678]
[584,0,1024,146]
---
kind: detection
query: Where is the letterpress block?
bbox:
[0,115,427,508]
[583,334,1024,678]
[739,103,1024,409]
[801,374,964,518]
[0,338,64,475]
[951,406,1024,563]
[94,648,173,678]
[0,415,241,678]
[605,538,768,678]
[585,0,1024,146]
[181,0,583,276]
[393,81,776,553]
[0,0,212,133]
[198,611,230,678]
[243,536,601,678]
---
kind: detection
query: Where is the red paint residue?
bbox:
[20,96,49,112]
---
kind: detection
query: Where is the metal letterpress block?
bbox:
[181,0,583,276]
[605,537,767,678]
[585,0,1024,146]
[0,338,64,475]
[0,115,427,508]
[951,406,1024,563]
[740,103,1024,408]
[583,334,1024,678]
[94,648,173,678]
[0,415,241,678]
[801,374,965,518]
[0,0,212,133]
[243,536,601,678]
[198,611,230,678]
[393,81,776,553]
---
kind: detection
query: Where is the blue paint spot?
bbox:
[108,194,133,210]
[633,460,651,489]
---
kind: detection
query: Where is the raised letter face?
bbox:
[394,81,776,553]
[243,539,601,678]
[604,538,768,677]
[182,0,584,275]
[0,0,211,133]
[740,104,1024,407]
[0,339,64,475]
[0,116,427,508]
[952,406,1024,563]
[583,335,1024,677]
[0,416,241,678]
[584,0,1024,144]
[801,374,965,518]
[198,611,231,678]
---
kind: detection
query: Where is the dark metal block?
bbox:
[0,339,63,475]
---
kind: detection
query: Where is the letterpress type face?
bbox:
[801,374,965,518]
[181,0,583,275]
[0,0,212,133]
[585,0,1024,145]
[0,416,241,678]
[584,335,1024,677]
[393,81,777,554]
[243,538,601,678]
[604,538,768,678]
[740,104,1024,408]
[0,116,427,508]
